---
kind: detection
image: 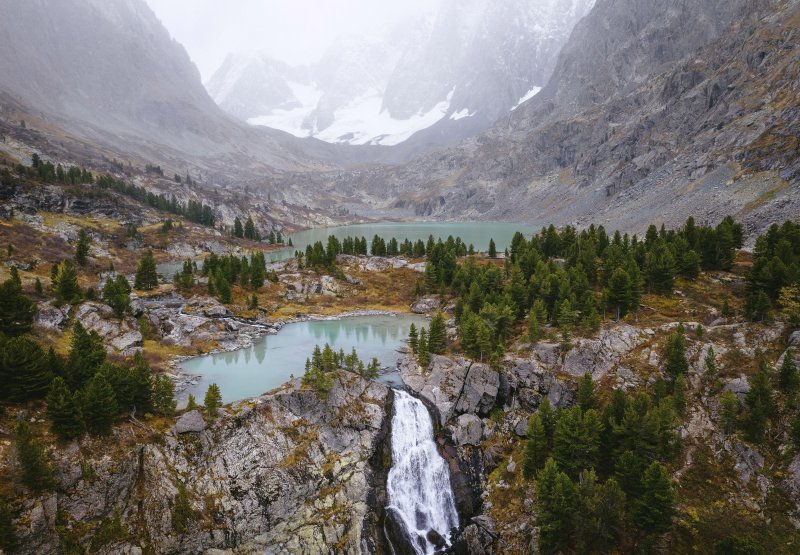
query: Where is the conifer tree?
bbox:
[427,314,447,354]
[522,413,548,478]
[527,309,541,343]
[153,374,176,416]
[720,390,739,435]
[66,322,106,388]
[537,458,577,555]
[663,326,689,380]
[46,377,83,441]
[577,372,596,412]
[779,350,799,396]
[417,327,430,367]
[172,482,193,533]
[488,238,497,258]
[0,278,35,336]
[102,275,131,318]
[15,421,55,493]
[244,216,256,240]
[744,364,772,444]
[186,394,198,411]
[134,250,159,290]
[82,373,118,436]
[233,217,244,238]
[552,407,602,479]
[75,229,91,267]
[645,240,676,294]
[408,323,418,353]
[605,267,633,320]
[53,260,82,303]
[1,336,52,401]
[634,461,675,534]
[34,277,43,296]
[204,383,222,417]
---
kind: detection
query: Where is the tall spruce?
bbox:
[134,250,159,290]
[15,421,55,493]
[1,336,52,401]
[0,278,35,336]
[46,377,83,441]
[75,229,91,267]
[82,373,118,436]
[427,314,447,355]
[204,383,223,417]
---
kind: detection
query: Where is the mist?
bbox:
[144,0,442,79]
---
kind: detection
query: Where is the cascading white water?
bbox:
[386,389,459,554]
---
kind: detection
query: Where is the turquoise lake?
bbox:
[180,314,428,403]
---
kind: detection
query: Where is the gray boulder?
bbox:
[411,295,441,314]
[174,410,206,434]
[724,375,750,401]
[34,302,69,331]
[452,414,483,446]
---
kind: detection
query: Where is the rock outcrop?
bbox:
[12,373,392,554]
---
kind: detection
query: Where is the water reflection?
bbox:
[181,314,428,403]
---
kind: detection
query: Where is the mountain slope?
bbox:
[319,0,799,235]
[0,0,347,175]
[207,0,594,148]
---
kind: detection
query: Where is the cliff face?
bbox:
[308,0,799,236]
[12,373,392,554]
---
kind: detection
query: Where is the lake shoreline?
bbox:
[168,309,428,405]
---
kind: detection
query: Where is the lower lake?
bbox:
[179,314,429,403]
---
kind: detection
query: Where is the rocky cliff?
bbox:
[10,373,393,554]
[304,0,799,236]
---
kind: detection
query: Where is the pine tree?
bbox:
[577,372,596,412]
[82,373,118,436]
[130,352,154,416]
[408,323,418,353]
[66,323,106,388]
[172,482,193,533]
[575,472,625,553]
[46,377,83,441]
[1,336,52,401]
[720,390,739,435]
[779,350,799,395]
[75,229,91,267]
[153,374,176,416]
[102,275,131,318]
[663,326,689,380]
[527,309,541,344]
[52,260,82,304]
[537,459,578,555]
[15,421,55,493]
[233,217,244,238]
[744,364,772,444]
[704,346,717,376]
[645,240,676,295]
[134,250,159,290]
[605,267,633,320]
[552,407,602,479]
[0,278,36,336]
[34,277,43,296]
[427,314,447,354]
[488,238,497,258]
[204,383,222,417]
[186,394,198,411]
[417,327,430,367]
[244,216,256,240]
[634,461,675,534]
[522,413,548,478]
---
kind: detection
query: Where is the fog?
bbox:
[144,0,442,79]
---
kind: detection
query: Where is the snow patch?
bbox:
[249,87,454,146]
[449,108,475,121]
[511,86,543,111]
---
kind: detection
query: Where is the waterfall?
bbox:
[386,389,459,554]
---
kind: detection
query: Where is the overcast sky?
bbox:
[144,0,441,80]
